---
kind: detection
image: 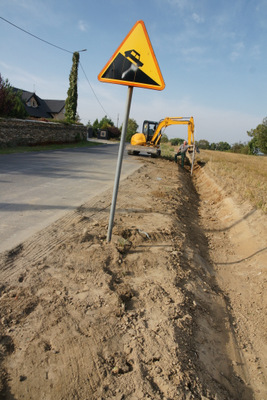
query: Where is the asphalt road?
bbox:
[0,143,141,253]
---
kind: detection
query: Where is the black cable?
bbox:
[0,16,73,54]
[0,15,113,122]
[79,62,111,119]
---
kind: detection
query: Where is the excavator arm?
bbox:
[150,116,195,145]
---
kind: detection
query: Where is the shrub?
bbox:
[170,138,184,146]
[0,74,28,118]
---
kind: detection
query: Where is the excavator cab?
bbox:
[142,120,158,142]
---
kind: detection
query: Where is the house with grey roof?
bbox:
[13,88,65,120]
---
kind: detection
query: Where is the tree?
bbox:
[0,74,28,118]
[125,118,138,142]
[216,141,231,151]
[161,133,169,143]
[230,142,249,154]
[231,142,244,153]
[210,142,217,151]
[240,144,250,154]
[91,116,113,136]
[91,118,99,136]
[91,116,120,139]
[247,118,267,154]
[247,136,258,155]
[196,139,210,149]
[170,138,184,146]
[65,52,80,122]
[0,74,13,116]
[99,115,114,129]
[107,125,121,139]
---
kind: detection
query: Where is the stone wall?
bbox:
[0,118,87,148]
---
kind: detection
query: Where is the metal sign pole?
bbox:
[107,86,134,242]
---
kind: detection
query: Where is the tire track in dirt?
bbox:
[0,157,263,399]
[0,193,114,282]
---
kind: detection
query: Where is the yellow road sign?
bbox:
[98,20,165,91]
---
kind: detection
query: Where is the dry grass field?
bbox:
[161,143,267,213]
[197,150,267,213]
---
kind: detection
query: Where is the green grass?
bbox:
[0,140,103,154]
[160,142,176,160]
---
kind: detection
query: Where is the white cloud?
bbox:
[235,42,245,51]
[181,46,206,56]
[78,20,88,32]
[230,41,245,61]
[4,0,38,12]
[1,0,66,29]
[192,13,204,23]
[250,44,261,59]
[166,0,188,10]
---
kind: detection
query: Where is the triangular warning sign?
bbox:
[98,20,165,91]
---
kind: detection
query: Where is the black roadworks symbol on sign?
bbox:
[102,48,159,86]
[122,49,144,79]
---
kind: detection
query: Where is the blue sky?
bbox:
[0,0,266,144]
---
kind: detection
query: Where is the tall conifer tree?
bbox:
[65,52,80,121]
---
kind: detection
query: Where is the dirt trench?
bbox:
[0,157,266,400]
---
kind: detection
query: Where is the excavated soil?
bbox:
[0,157,266,400]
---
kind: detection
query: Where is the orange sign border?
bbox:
[98,20,165,91]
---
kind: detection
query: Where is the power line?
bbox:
[0,15,112,120]
[0,16,72,54]
[79,62,111,119]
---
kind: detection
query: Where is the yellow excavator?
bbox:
[126,116,195,157]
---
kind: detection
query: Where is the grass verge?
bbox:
[160,142,176,160]
[161,143,267,213]
[197,150,267,213]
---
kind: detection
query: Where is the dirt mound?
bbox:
[0,158,266,399]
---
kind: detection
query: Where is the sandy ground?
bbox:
[0,156,266,400]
